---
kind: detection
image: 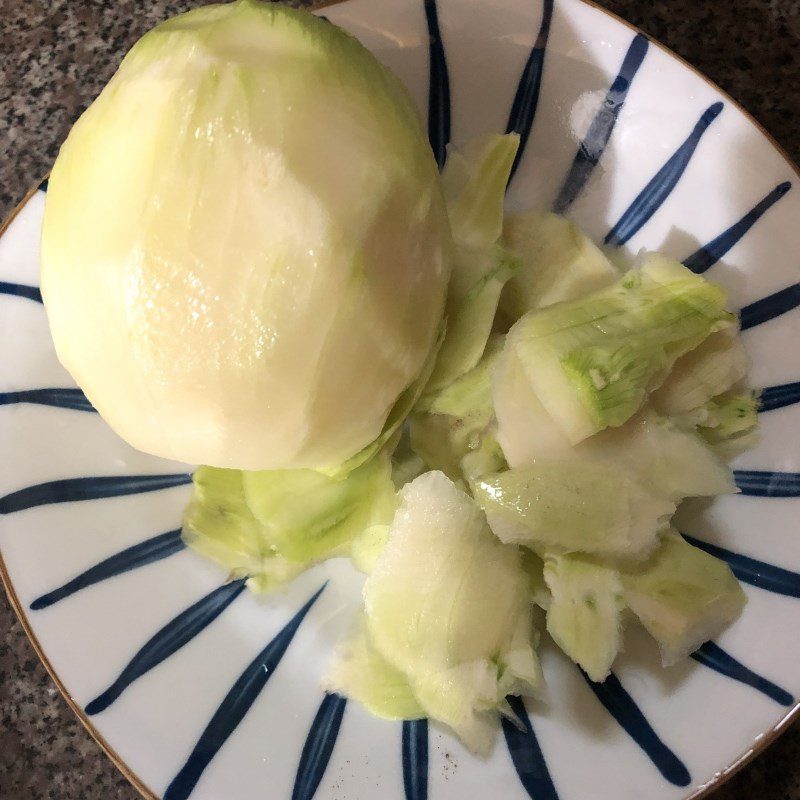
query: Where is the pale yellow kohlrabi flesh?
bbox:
[364,471,541,754]
[41,0,450,471]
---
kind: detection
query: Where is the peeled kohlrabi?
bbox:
[544,553,625,682]
[505,254,733,443]
[183,467,304,593]
[41,0,450,471]
[621,530,746,666]
[363,471,541,754]
[500,210,619,321]
[426,134,520,391]
[473,461,673,559]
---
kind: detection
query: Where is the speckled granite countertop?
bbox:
[1,1,799,798]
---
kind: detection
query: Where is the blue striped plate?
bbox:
[1,1,798,798]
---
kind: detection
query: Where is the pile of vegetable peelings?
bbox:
[39,2,755,753]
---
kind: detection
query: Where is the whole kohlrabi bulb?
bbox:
[41,0,450,470]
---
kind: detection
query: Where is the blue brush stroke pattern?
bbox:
[502,695,559,800]
[423,0,450,170]
[581,672,690,786]
[402,719,429,800]
[683,534,800,597]
[553,33,649,213]
[739,283,800,330]
[684,182,792,273]
[39,177,49,192]
[85,578,246,715]
[292,693,347,800]
[164,584,326,800]
[0,281,43,303]
[604,102,723,247]
[0,387,95,412]
[30,529,185,610]
[0,473,193,514]
[505,0,554,184]
[691,642,794,706]
[734,470,800,497]
[759,381,800,412]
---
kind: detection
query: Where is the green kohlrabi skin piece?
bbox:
[473,461,674,559]
[325,618,424,720]
[544,552,625,682]
[620,529,746,666]
[651,328,749,415]
[426,134,520,391]
[410,337,504,485]
[687,391,761,459]
[493,348,737,501]
[41,0,450,473]
[242,451,397,562]
[364,471,541,755]
[580,412,737,501]
[182,466,305,593]
[350,524,390,574]
[521,549,551,610]
[500,210,619,321]
[507,254,734,443]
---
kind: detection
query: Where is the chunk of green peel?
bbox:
[442,133,519,249]
[621,530,746,666]
[473,461,674,559]
[687,391,761,458]
[580,412,737,501]
[363,471,541,754]
[544,553,625,682]
[411,338,504,484]
[426,134,521,391]
[500,210,619,320]
[652,328,749,415]
[507,254,734,443]
[325,620,424,720]
[494,343,737,497]
[182,466,304,593]
[243,451,396,562]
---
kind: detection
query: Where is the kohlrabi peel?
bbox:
[183,466,305,593]
[500,210,619,320]
[504,255,733,443]
[41,0,450,471]
[426,134,520,391]
[362,471,541,754]
[621,530,746,666]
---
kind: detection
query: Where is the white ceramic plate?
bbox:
[2,1,799,799]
